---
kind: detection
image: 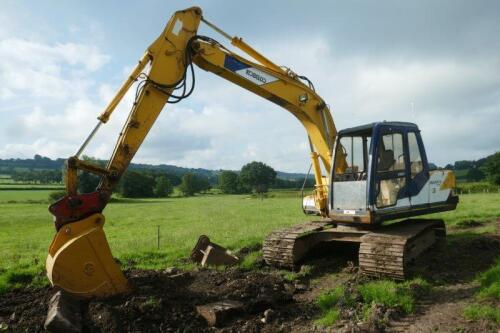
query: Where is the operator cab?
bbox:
[329,122,458,224]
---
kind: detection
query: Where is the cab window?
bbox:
[378,133,404,172]
[408,132,423,178]
[376,132,406,207]
[334,135,370,181]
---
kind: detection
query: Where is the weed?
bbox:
[239,251,262,270]
[464,304,500,323]
[281,271,299,282]
[476,259,500,300]
[359,280,415,314]
[145,296,159,307]
[462,259,500,324]
[315,308,340,326]
[315,278,429,327]
[317,286,344,311]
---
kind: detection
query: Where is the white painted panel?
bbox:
[410,181,430,206]
[428,170,451,203]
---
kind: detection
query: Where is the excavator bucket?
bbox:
[46,213,130,298]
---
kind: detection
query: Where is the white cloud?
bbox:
[0,38,109,101]
[1,11,499,172]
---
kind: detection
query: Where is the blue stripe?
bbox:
[224,55,249,72]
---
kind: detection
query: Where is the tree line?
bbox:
[52,161,305,199]
[446,152,500,184]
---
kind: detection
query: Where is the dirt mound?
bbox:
[0,268,317,332]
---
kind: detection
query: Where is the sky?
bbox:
[0,0,499,172]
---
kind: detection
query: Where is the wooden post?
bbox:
[157,225,160,250]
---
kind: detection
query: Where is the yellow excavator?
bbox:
[46,7,458,298]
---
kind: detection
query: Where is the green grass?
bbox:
[0,257,47,294]
[239,250,262,270]
[0,191,316,293]
[477,259,500,300]
[0,185,64,190]
[462,258,500,324]
[427,193,500,226]
[0,190,53,203]
[0,191,499,294]
[464,304,500,323]
[315,309,341,326]
[359,280,422,314]
[317,286,345,311]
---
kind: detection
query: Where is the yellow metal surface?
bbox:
[440,170,456,190]
[46,214,129,298]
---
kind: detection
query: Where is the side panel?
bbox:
[429,170,453,203]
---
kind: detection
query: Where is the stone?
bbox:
[283,283,296,294]
[196,300,244,326]
[163,267,179,275]
[294,283,308,292]
[44,291,82,333]
[261,309,275,324]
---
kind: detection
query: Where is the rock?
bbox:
[196,300,244,327]
[294,283,308,292]
[163,267,179,275]
[44,291,82,333]
[169,272,191,282]
[356,322,370,331]
[283,283,296,294]
[261,309,275,324]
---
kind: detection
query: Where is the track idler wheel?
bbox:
[46,213,130,298]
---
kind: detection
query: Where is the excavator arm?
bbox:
[47,6,341,297]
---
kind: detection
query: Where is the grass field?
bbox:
[0,191,499,293]
[0,190,55,203]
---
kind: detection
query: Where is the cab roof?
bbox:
[337,121,419,136]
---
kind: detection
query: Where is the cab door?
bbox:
[373,128,411,211]
[405,131,430,207]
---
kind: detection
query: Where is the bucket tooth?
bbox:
[46,213,130,298]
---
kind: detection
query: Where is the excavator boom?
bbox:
[47,7,337,297]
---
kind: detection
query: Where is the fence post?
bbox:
[157,225,160,250]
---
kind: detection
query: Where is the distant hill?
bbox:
[6,154,491,184]
[0,155,312,182]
